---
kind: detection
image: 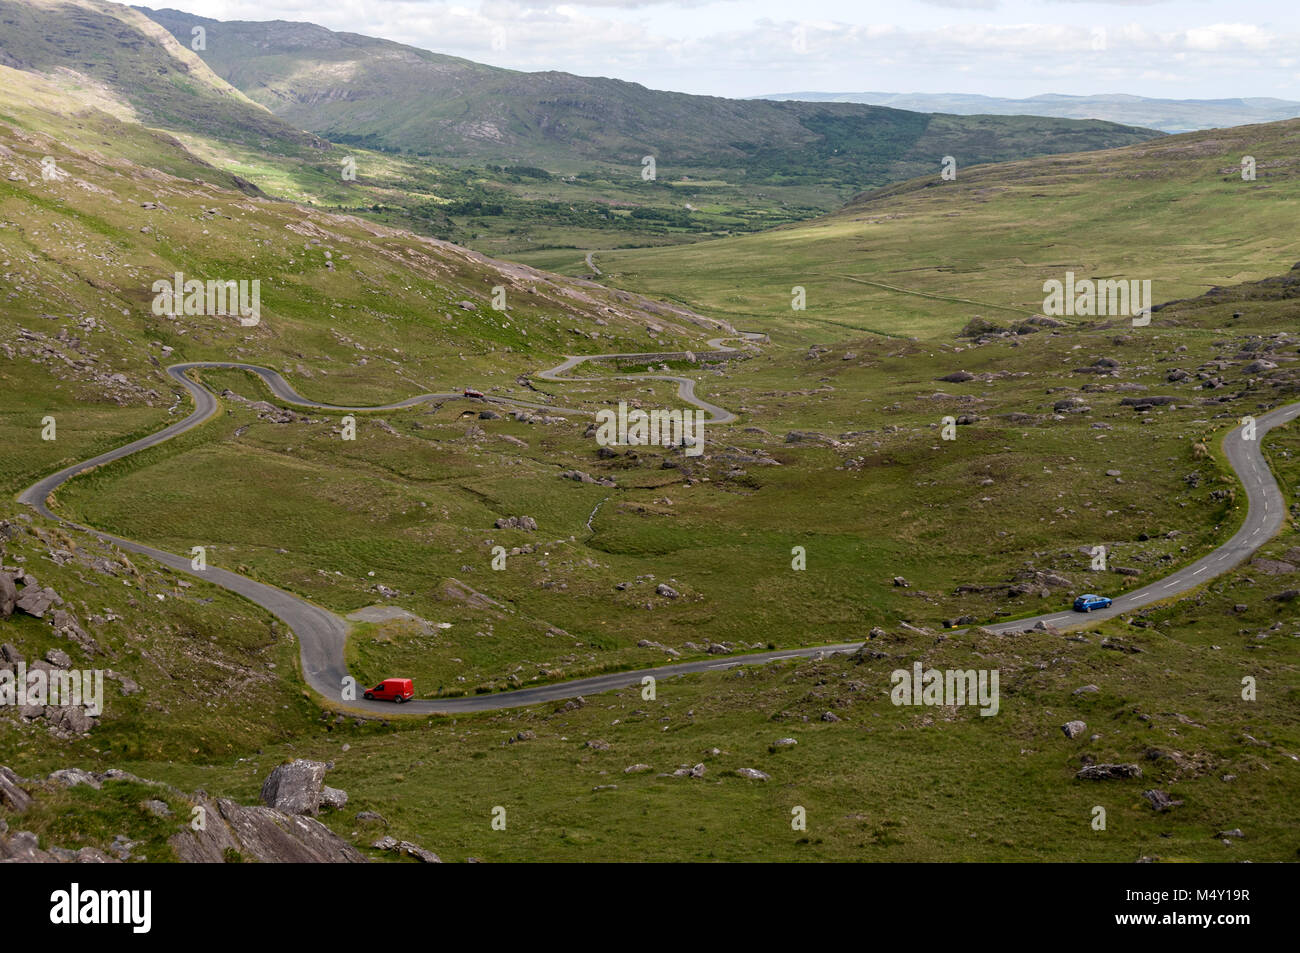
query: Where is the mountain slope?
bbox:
[0,0,322,153]
[0,59,727,424]
[584,118,1300,340]
[140,7,1163,190]
[756,92,1300,135]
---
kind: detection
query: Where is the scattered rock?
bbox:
[1076,763,1142,781]
[48,768,102,790]
[320,787,349,810]
[1142,789,1184,812]
[371,836,441,863]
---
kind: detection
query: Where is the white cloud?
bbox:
[164,1,1300,99]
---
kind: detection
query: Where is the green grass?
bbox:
[593,120,1300,342]
[2,57,1299,861]
[46,286,1282,701]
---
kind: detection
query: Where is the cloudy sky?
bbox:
[169,0,1300,100]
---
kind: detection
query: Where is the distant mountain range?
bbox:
[133,6,1161,191]
[754,92,1300,134]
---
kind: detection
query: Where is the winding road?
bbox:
[16,336,1300,715]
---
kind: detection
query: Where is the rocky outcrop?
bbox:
[560,469,616,487]
[0,832,117,863]
[1061,720,1087,739]
[371,835,440,863]
[0,765,33,812]
[14,583,58,618]
[172,797,366,864]
[0,573,16,618]
[321,786,349,811]
[0,763,366,864]
[1142,789,1184,812]
[259,759,330,816]
[1076,763,1142,781]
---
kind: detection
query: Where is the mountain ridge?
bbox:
[753,91,1300,134]
[137,5,1163,192]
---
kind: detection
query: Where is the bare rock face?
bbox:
[15,585,58,618]
[0,765,33,812]
[0,831,58,862]
[0,573,16,618]
[259,759,329,816]
[171,797,366,864]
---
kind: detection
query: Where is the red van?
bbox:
[463,388,485,399]
[364,678,414,703]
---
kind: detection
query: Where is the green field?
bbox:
[564,121,1300,342]
[1,16,1298,862]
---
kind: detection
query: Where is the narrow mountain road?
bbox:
[17,338,1299,714]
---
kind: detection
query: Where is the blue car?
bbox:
[1073,594,1112,612]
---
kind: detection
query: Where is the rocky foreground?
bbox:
[0,758,438,863]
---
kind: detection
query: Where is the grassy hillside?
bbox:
[0,1,1166,258]
[1,18,1297,862]
[7,275,1300,860]
[0,62,728,431]
[568,119,1300,342]
[142,7,1162,192]
[0,0,321,153]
